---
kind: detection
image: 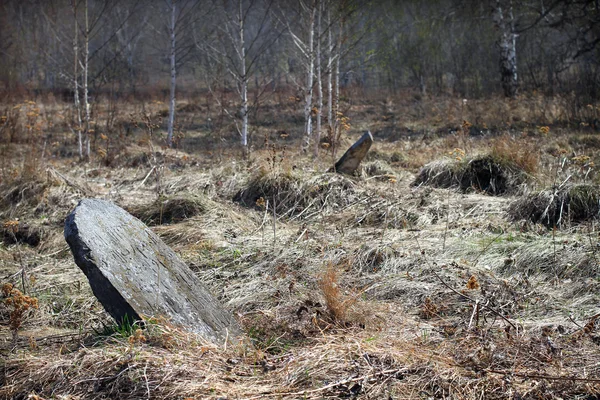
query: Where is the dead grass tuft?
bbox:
[0,176,49,216]
[569,134,600,150]
[318,263,358,323]
[413,154,531,195]
[234,170,359,220]
[361,160,397,181]
[128,195,209,226]
[489,135,539,175]
[1,220,43,247]
[508,183,600,227]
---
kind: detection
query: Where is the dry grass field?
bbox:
[1,92,600,399]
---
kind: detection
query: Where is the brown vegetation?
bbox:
[1,93,600,399]
[412,154,531,195]
[509,184,600,227]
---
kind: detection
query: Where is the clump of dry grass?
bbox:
[0,167,89,225]
[361,160,397,181]
[489,135,539,175]
[569,134,600,150]
[318,263,358,323]
[413,154,531,195]
[412,159,461,190]
[233,170,359,220]
[352,244,400,273]
[498,237,600,278]
[350,204,419,230]
[0,176,49,216]
[233,170,299,212]
[128,195,209,226]
[365,149,406,164]
[1,220,43,247]
[509,184,600,227]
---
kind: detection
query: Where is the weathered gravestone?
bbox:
[331,131,373,175]
[64,198,240,343]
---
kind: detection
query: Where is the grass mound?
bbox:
[1,221,43,246]
[365,149,406,164]
[0,169,89,223]
[129,195,208,226]
[361,160,397,181]
[233,171,358,219]
[508,184,600,227]
[412,155,529,195]
[0,177,49,214]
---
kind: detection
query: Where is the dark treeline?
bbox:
[0,0,598,100]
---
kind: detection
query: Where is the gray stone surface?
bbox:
[64,198,240,343]
[332,131,373,174]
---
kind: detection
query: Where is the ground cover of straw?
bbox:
[1,130,600,399]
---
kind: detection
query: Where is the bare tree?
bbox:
[331,3,344,158]
[198,0,280,156]
[279,0,318,153]
[326,5,334,149]
[167,0,177,147]
[313,0,323,158]
[83,0,91,158]
[72,0,84,158]
[41,0,145,160]
[158,0,203,148]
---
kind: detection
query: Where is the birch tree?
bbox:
[198,0,279,156]
[278,0,318,153]
[83,0,91,158]
[313,0,323,158]
[64,0,143,159]
[72,0,84,158]
[160,0,203,148]
[167,0,177,147]
[326,6,334,152]
[493,0,518,98]
[331,3,344,158]
[301,1,317,153]
[280,0,359,158]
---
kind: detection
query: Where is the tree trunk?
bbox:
[239,0,249,157]
[332,16,342,159]
[72,1,83,160]
[167,0,177,147]
[327,7,333,147]
[493,0,518,98]
[313,0,322,159]
[83,0,91,159]
[302,1,316,152]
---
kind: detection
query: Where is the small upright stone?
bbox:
[332,131,373,175]
[64,198,240,343]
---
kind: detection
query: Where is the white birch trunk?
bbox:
[167,0,177,147]
[83,0,91,159]
[327,7,333,142]
[302,1,316,152]
[332,18,342,158]
[73,3,83,160]
[239,0,249,156]
[313,0,322,158]
[493,0,518,98]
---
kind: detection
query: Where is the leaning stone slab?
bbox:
[331,131,373,174]
[64,198,240,343]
